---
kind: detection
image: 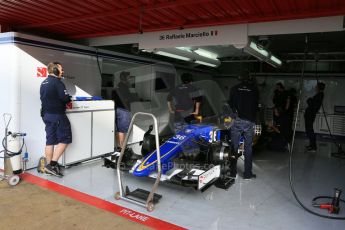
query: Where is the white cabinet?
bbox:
[92,110,115,157]
[63,100,114,166]
[64,112,92,165]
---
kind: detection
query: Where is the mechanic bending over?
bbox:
[167,73,202,133]
[40,62,72,177]
[228,71,259,180]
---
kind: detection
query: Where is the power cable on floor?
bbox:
[289,34,345,219]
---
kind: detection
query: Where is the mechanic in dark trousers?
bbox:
[167,73,202,133]
[112,71,135,150]
[285,88,297,142]
[229,71,259,180]
[272,82,287,109]
[40,62,72,177]
[304,82,325,152]
[267,107,290,151]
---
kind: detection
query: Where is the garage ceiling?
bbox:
[1,0,345,40]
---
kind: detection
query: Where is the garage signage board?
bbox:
[139,24,248,49]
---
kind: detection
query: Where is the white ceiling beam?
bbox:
[87,16,344,48]
[248,16,344,36]
[87,33,140,47]
[87,24,248,48]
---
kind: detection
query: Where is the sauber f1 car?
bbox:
[104,112,261,211]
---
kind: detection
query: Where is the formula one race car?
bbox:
[104,112,261,199]
[104,112,261,211]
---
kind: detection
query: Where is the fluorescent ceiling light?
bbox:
[155,51,191,61]
[194,48,218,60]
[176,47,193,52]
[270,55,282,65]
[249,41,268,57]
[195,60,218,67]
[147,48,219,67]
[244,40,282,68]
[141,49,154,53]
[177,47,219,60]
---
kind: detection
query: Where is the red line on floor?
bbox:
[21,173,186,230]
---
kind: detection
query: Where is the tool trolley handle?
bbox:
[116,112,161,210]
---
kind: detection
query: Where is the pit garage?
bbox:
[1,1,345,229]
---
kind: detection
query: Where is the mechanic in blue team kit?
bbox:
[229,71,259,180]
[304,82,325,152]
[167,73,202,133]
[40,62,72,177]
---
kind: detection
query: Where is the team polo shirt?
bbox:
[40,75,71,114]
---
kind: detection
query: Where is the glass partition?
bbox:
[101,58,229,142]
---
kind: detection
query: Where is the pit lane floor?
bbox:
[26,138,345,230]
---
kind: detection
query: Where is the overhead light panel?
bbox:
[194,48,218,60]
[176,47,193,52]
[143,48,220,67]
[141,48,155,52]
[155,51,191,61]
[249,41,268,57]
[177,47,219,60]
[194,60,218,67]
[270,55,282,66]
[244,40,282,68]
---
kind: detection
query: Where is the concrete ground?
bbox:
[1,137,344,230]
[0,180,150,230]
